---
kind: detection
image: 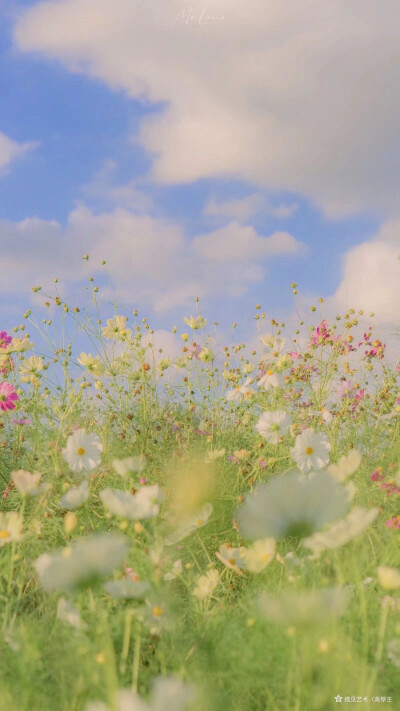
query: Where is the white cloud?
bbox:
[13,0,400,216]
[81,159,153,213]
[0,132,37,174]
[329,220,400,324]
[0,207,302,312]
[203,194,298,222]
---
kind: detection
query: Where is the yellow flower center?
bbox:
[152,605,164,617]
[0,530,10,539]
[77,447,86,455]
[267,370,273,376]
[196,519,204,526]
[305,446,314,455]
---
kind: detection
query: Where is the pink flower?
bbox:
[0,382,19,411]
[0,331,12,349]
[371,468,384,482]
[12,416,31,426]
[337,379,355,399]
[386,516,400,529]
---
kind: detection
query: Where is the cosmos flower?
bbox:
[60,481,89,510]
[303,507,378,555]
[62,429,103,473]
[100,485,165,520]
[164,503,213,546]
[237,470,350,541]
[193,568,219,599]
[0,331,12,349]
[0,511,23,546]
[85,677,196,711]
[101,315,132,341]
[255,410,292,444]
[12,469,48,497]
[0,382,18,411]
[35,533,129,592]
[242,538,276,573]
[290,428,331,473]
[377,566,400,590]
[19,355,44,383]
[77,352,105,377]
[258,370,283,390]
[112,455,146,477]
[328,449,362,482]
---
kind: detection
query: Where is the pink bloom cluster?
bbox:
[358,331,386,359]
[386,516,400,529]
[0,331,11,349]
[0,382,18,411]
[309,320,334,348]
[371,468,400,495]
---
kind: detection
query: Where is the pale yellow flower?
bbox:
[102,315,132,341]
[19,355,44,382]
[77,352,104,377]
[193,568,219,599]
[377,566,400,590]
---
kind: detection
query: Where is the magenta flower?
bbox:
[0,382,19,411]
[12,416,31,426]
[386,516,400,529]
[0,331,12,349]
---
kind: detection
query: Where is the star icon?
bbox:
[334,696,343,703]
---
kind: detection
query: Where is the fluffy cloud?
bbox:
[0,132,37,174]
[14,0,400,216]
[0,207,302,312]
[330,220,400,324]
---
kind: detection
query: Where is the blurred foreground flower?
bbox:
[237,470,350,540]
[193,569,219,599]
[0,511,23,546]
[164,502,213,546]
[60,481,89,510]
[12,469,48,497]
[112,455,146,477]
[258,587,351,626]
[35,533,129,592]
[86,676,196,711]
[303,507,378,555]
[377,566,400,590]
[100,485,164,520]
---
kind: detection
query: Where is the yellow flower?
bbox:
[102,315,132,341]
[77,352,104,377]
[19,355,44,382]
[377,566,400,590]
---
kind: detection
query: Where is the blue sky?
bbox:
[0,1,398,346]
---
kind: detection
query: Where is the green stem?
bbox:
[131,627,142,693]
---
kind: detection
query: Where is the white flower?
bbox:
[291,428,331,473]
[258,587,351,626]
[204,448,225,463]
[255,411,292,445]
[164,503,213,546]
[303,507,378,555]
[164,559,183,581]
[12,469,48,497]
[35,533,129,592]
[237,470,350,540]
[0,511,23,546]
[226,388,242,402]
[193,568,219,599]
[328,449,362,482]
[102,315,132,341]
[62,429,103,473]
[377,566,400,590]
[112,455,146,477]
[100,485,164,520]
[258,370,283,390]
[242,538,276,573]
[259,335,286,358]
[77,353,104,377]
[85,677,195,711]
[215,543,248,572]
[60,481,89,510]
[57,598,87,630]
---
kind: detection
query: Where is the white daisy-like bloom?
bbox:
[226,388,242,402]
[164,559,183,581]
[215,543,248,572]
[101,315,132,341]
[77,352,104,377]
[60,481,89,510]
[328,449,362,482]
[290,428,331,473]
[259,335,286,359]
[258,370,284,390]
[237,470,350,541]
[0,511,23,546]
[12,469,48,497]
[377,566,400,591]
[242,538,276,573]
[35,533,129,592]
[62,429,103,473]
[303,506,378,555]
[85,677,195,711]
[255,410,293,445]
[258,587,351,626]
[57,598,87,630]
[193,568,219,600]
[100,485,165,520]
[164,502,213,546]
[112,455,146,477]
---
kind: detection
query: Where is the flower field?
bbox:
[0,289,400,711]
